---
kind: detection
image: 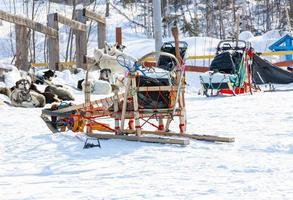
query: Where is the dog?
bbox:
[99,68,113,83]
[77,78,112,95]
[45,85,75,101]
[77,69,116,94]
[35,69,55,84]
[0,87,11,97]
[104,42,126,56]
[30,84,60,104]
[93,48,126,74]
[93,43,138,74]
[9,79,46,108]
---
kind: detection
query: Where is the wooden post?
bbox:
[116,27,122,45]
[113,89,120,134]
[171,26,186,134]
[47,13,60,70]
[131,74,141,136]
[75,9,87,69]
[15,24,29,71]
[120,74,131,132]
[98,22,106,49]
[84,56,92,134]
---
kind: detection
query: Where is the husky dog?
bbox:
[99,68,113,83]
[9,79,46,108]
[45,85,74,101]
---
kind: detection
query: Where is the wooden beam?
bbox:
[55,13,86,31]
[0,9,57,37]
[47,13,60,70]
[15,25,29,71]
[98,22,106,49]
[75,10,87,69]
[83,9,106,24]
[89,133,190,145]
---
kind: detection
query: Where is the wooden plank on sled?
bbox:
[137,86,180,92]
[89,133,190,146]
[50,94,124,114]
[41,114,58,133]
[42,109,73,117]
[125,130,235,143]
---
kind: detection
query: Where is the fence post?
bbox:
[15,24,29,71]
[116,27,122,45]
[75,9,87,69]
[98,21,106,49]
[47,13,60,70]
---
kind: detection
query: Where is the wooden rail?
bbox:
[186,50,293,60]
[83,9,106,24]
[55,13,86,31]
[0,10,58,37]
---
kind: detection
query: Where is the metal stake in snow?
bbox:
[153,0,163,51]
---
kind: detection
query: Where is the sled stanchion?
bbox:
[131,73,141,136]
[120,74,131,132]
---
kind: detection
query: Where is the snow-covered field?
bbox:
[1,2,293,198]
[1,71,293,199]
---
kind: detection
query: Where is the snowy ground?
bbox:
[1,1,293,199]
[1,71,293,199]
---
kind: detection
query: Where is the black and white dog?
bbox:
[45,85,75,101]
[35,70,55,85]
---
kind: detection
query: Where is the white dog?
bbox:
[82,79,112,95]
[93,43,137,74]
[104,42,137,61]
[93,48,126,74]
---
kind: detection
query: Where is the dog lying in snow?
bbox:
[0,78,61,107]
[45,85,75,101]
[30,84,60,104]
[9,79,46,108]
[77,69,113,95]
[34,69,55,85]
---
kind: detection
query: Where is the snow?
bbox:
[0,2,293,199]
[239,31,254,41]
[1,29,293,198]
[1,80,293,199]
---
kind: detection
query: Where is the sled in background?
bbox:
[200,40,253,96]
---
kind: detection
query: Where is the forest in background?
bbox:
[0,0,292,63]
